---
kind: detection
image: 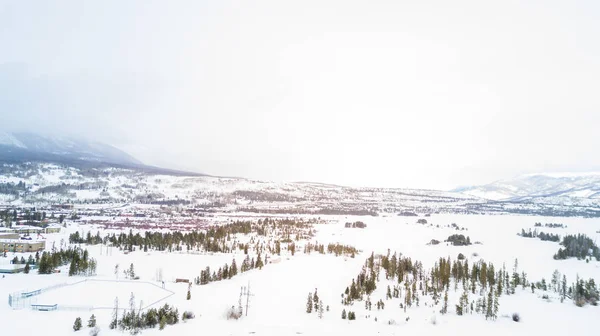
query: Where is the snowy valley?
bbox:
[1,160,599,336]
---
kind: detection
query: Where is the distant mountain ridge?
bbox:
[454,173,600,201]
[0,131,141,166]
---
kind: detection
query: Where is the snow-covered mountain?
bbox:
[0,131,142,167]
[455,173,600,201]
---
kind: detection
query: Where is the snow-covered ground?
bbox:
[0,213,598,335]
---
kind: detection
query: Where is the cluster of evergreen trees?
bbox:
[69,231,103,245]
[109,294,180,333]
[519,229,560,242]
[68,249,98,276]
[36,247,96,276]
[195,256,260,286]
[11,255,35,265]
[306,289,326,318]
[303,242,358,258]
[573,276,599,306]
[344,221,367,228]
[534,222,565,228]
[340,251,511,320]
[72,314,96,333]
[341,253,379,305]
[0,182,27,196]
[445,234,472,246]
[341,309,356,320]
[554,234,600,261]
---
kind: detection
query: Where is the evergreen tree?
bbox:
[561,275,567,302]
[24,262,30,274]
[342,309,347,319]
[69,258,77,276]
[441,290,448,314]
[318,300,324,319]
[256,254,264,270]
[486,288,494,320]
[88,314,97,328]
[493,290,499,320]
[306,293,313,313]
[73,317,82,331]
[230,258,238,277]
[110,297,118,329]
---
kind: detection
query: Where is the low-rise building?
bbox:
[0,240,45,253]
[44,224,62,234]
[0,232,20,240]
[12,225,44,235]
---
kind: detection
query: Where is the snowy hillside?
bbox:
[2,163,600,217]
[455,173,600,202]
[0,131,141,166]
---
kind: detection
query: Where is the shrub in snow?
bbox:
[89,327,100,336]
[182,311,195,321]
[457,253,466,260]
[387,319,396,325]
[512,313,520,322]
[226,306,242,320]
[430,315,437,325]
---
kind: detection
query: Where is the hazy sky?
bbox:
[1,1,599,189]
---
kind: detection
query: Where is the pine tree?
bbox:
[230,258,238,277]
[313,289,319,311]
[441,290,448,314]
[187,289,191,300]
[486,288,494,320]
[342,309,347,319]
[493,290,499,320]
[318,300,324,319]
[110,297,118,329]
[561,275,567,302]
[256,254,264,270]
[24,262,30,274]
[73,317,82,331]
[460,288,469,314]
[88,314,97,328]
[69,257,77,276]
[306,293,313,313]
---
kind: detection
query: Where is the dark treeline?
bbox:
[519,229,560,242]
[69,218,315,254]
[37,247,96,276]
[0,181,27,195]
[534,222,565,228]
[238,207,378,216]
[554,234,600,261]
[304,242,358,257]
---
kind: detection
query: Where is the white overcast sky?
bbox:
[1,0,599,189]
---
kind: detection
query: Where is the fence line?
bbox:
[8,278,174,312]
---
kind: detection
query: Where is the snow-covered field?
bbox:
[1,213,599,335]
